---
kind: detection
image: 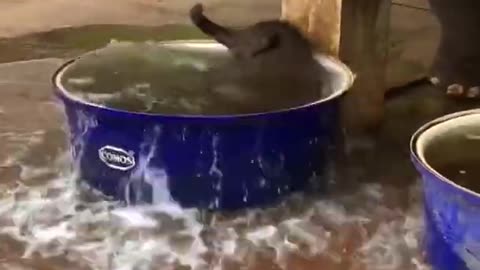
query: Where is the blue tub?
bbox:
[53,40,354,210]
[411,109,480,269]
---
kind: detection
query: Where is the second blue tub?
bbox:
[411,109,480,269]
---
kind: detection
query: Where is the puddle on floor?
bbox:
[0,121,429,270]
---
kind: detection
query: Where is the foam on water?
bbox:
[0,122,430,269]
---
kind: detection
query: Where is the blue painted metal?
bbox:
[411,109,480,270]
[52,40,354,211]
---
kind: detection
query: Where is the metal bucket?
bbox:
[53,40,354,211]
[411,109,480,269]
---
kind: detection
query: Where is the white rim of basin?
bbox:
[53,39,355,119]
[411,108,480,198]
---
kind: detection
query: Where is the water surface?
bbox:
[61,41,328,115]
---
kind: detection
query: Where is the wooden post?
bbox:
[282,0,391,131]
[339,0,391,131]
[281,0,342,56]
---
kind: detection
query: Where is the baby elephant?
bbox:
[189,3,330,113]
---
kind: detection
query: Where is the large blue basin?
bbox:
[53,40,354,211]
[411,109,480,269]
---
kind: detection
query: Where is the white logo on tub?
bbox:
[98,146,135,171]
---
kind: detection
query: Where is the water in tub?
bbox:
[62,41,331,115]
[0,41,429,269]
[424,125,480,194]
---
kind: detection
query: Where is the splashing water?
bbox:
[0,123,430,270]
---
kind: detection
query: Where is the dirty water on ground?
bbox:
[2,24,477,270]
[0,125,427,270]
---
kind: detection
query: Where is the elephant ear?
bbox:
[230,31,280,59]
[250,32,280,57]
